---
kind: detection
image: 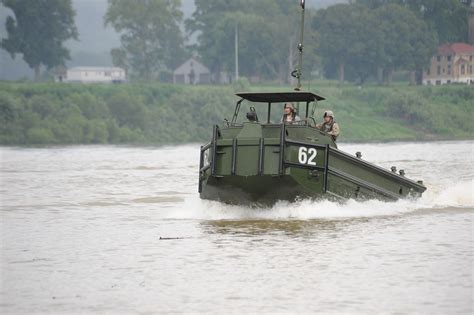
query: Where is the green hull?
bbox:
[199,122,426,206]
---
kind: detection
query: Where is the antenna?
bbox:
[235,24,239,81]
[292,0,305,91]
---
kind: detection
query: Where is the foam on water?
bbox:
[166,180,473,221]
[430,179,474,208]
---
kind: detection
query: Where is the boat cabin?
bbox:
[230,91,325,126]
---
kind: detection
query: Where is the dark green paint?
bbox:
[199,92,426,206]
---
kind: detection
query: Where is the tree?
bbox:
[105,0,186,81]
[186,0,244,81]
[312,4,361,83]
[311,2,436,85]
[372,4,437,84]
[346,9,381,84]
[356,0,471,44]
[186,0,307,84]
[405,0,470,44]
[1,0,78,81]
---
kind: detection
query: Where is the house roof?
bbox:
[236,92,325,103]
[68,67,125,72]
[174,57,210,75]
[438,43,474,55]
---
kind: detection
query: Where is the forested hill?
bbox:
[0,82,472,145]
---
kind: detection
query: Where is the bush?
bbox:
[0,81,472,144]
[232,77,251,93]
[26,127,54,144]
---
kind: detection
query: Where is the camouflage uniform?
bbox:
[281,102,302,124]
[316,110,340,141]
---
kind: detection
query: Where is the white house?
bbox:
[66,67,126,84]
[173,58,211,84]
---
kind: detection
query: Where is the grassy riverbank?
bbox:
[0,81,472,145]
[304,82,473,141]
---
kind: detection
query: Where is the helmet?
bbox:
[324,110,334,118]
[284,103,294,110]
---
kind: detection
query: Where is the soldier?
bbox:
[316,110,340,141]
[281,103,301,124]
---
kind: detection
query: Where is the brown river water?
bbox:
[1,141,473,314]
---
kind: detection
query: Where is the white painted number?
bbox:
[298,147,317,166]
[307,148,317,165]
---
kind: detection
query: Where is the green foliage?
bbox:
[26,127,54,144]
[105,0,186,80]
[186,0,317,84]
[179,0,465,86]
[105,91,147,129]
[356,0,471,43]
[312,4,365,82]
[372,4,437,72]
[0,82,472,145]
[327,84,474,140]
[312,2,437,84]
[232,77,251,93]
[1,0,78,80]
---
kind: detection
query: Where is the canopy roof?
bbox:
[236,92,325,103]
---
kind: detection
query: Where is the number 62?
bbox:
[298,147,317,166]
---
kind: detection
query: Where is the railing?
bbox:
[198,125,221,193]
[198,141,212,193]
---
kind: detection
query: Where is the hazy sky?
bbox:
[67,0,198,53]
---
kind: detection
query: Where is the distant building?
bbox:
[173,58,210,84]
[423,43,474,85]
[52,66,67,83]
[65,67,126,84]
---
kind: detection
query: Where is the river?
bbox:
[0,141,473,314]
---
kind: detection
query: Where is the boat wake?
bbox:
[169,179,473,221]
[428,179,473,208]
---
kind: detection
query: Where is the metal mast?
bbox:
[235,24,239,81]
[294,0,305,91]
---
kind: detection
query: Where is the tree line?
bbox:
[315,0,472,84]
[1,0,472,84]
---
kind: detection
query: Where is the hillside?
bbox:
[0,81,472,145]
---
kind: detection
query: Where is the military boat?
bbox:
[198,91,426,206]
[197,0,426,206]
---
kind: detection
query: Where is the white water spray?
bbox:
[165,179,473,221]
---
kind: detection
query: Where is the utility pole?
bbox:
[235,24,239,81]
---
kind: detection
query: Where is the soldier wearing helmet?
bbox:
[316,110,340,141]
[281,103,301,124]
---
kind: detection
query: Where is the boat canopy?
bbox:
[236,92,325,103]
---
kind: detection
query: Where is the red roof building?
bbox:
[423,43,474,85]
